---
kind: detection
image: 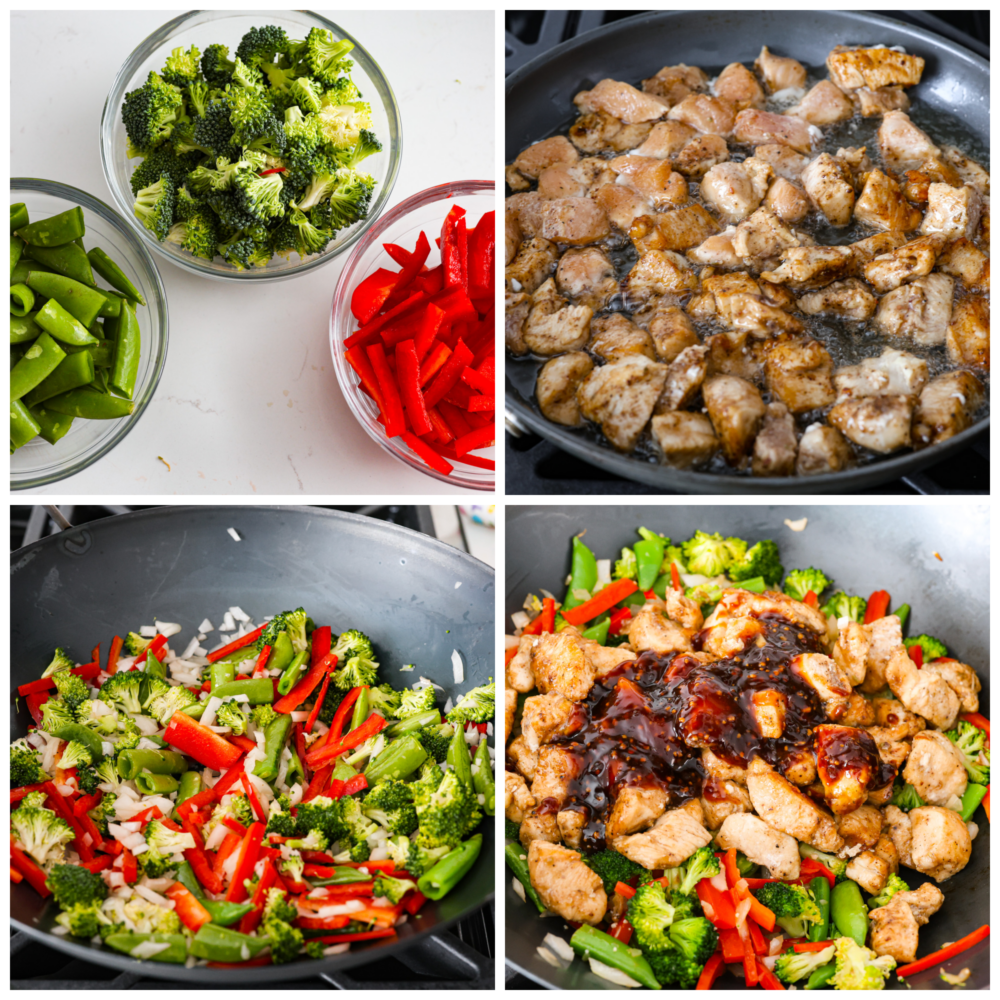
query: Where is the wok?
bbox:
[506,504,989,989]
[505,10,990,494]
[11,505,495,985]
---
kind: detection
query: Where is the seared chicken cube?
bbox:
[637,301,700,362]
[555,246,618,311]
[796,424,853,475]
[530,627,598,702]
[877,110,940,172]
[752,401,798,477]
[652,411,718,468]
[505,685,516,744]
[688,227,741,268]
[827,47,925,91]
[755,46,807,92]
[920,183,983,241]
[901,156,963,204]
[764,177,811,223]
[912,370,985,446]
[945,295,989,370]
[704,329,766,381]
[798,278,878,321]
[605,786,667,841]
[761,245,856,290]
[577,355,668,452]
[508,735,538,782]
[920,658,981,714]
[732,109,816,154]
[703,375,767,466]
[570,111,656,155]
[751,689,787,739]
[834,145,875,189]
[642,63,710,102]
[800,153,855,226]
[907,806,973,882]
[701,162,765,224]
[536,165,587,200]
[850,231,907,265]
[588,314,656,363]
[505,772,537,824]
[700,615,766,659]
[859,615,904,694]
[574,78,669,124]
[648,204,722,253]
[512,135,580,181]
[703,270,805,336]
[875,273,954,346]
[656,344,709,411]
[903,731,968,807]
[856,85,911,116]
[837,803,884,848]
[753,143,810,180]
[673,134,731,178]
[505,291,532,355]
[828,395,915,453]
[507,634,539,692]
[520,691,579,752]
[885,645,960,731]
[528,840,607,924]
[608,155,687,210]
[716,812,801,879]
[746,758,844,852]
[591,182,652,232]
[536,352,595,427]
[841,691,877,728]
[833,348,929,402]
[791,653,852,718]
[833,620,870,686]
[522,279,592,356]
[789,80,855,125]
[845,851,891,895]
[667,93,737,136]
[732,207,801,260]
[506,191,547,237]
[764,336,836,414]
[626,601,693,655]
[854,169,923,232]
[613,800,713,869]
[862,235,943,292]
[622,249,699,305]
[633,120,697,159]
[505,207,522,266]
[815,724,885,814]
[940,144,990,196]
[665,589,704,630]
[538,197,611,246]
[715,61,765,111]
[870,884,945,963]
[872,697,928,738]
[506,236,558,295]
[936,237,988,288]
[700,777,752,831]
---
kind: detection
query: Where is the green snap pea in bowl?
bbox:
[10,179,168,490]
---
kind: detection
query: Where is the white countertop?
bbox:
[12,10,494,495]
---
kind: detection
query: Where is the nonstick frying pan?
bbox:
[505,10,990,494]
[11,505,495,985]
[506,504,989,989]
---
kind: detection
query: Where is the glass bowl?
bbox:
[11,178,168,490]
[330,180,495,490]
[100,10,402,282]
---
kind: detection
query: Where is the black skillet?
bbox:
[505,10,990,494]
[10,505,495,984]
[506,504,989,989]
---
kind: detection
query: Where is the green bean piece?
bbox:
[43,386,134,419]
[805,963,837,990]
[831,879,868,947]
[268,630,295,678]
[11,235,24,278]
[211,658,236,691]
[23,350,95,407]
[364,734,427,785]
[10,331,66,400]
[26,271,108,326]
[29,404,73,445]
[174,770,202,810]
[570,924,661,990]
[808,875,830,942]
[960,782,988,822]
[562,535,598,611]
[447,720,474,791]
[105,932,188,964]
[117,748,188,780]
[109,299,141,399]
[24,241,94,285]
[10,399,40,451]
[16,207,85,247]
[10,284,35,318]
[190,923,270,963]
[135,771,180,794]
[35,299,97,347]
[472,738,494,815]
[504,841,547,914]
[309,866,372,886]
[891,604,910,630]
[209,677,274,704]
[10,204,29,232]
[417,834,482,900]
[580,619,610,645]
[276,649,309,695]
[87,247,146,305]
[44,719,105,760]
[349,686,370,732]
[253,713,293,782]
[11,314,41,344]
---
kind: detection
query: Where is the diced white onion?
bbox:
[140,625,158,637]
[155,621,182,638]
[544,933,575,962]
[504,635,520,651]
[511,610,530,630]
[451,649,464,684]
[198,619,214,633]
[536,946,562,968]
[512,877,526,902]
[227,528,241,542]
[589,957,641,987]
[229,606,250,623]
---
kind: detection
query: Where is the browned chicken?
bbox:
[827,47,925,91]
[733,109,816,154]
[667,93,737,136]
[854,170,923,232]
[637,301,700,362]
[613,800,713,869]
[717,813,801,879]
[764,177,811,223]
[577,355,668,451]
[651,411,718,468]
[798,278,878,321]
[796,424,853,475]
[789,81,855,126]
[945,295,989,370]
[755,46,807,92]
[587,314,656,364]
[862,235,943,293]
[715,61,765,110]
[522,279,592,356]
[528,840,607,923]
[912,370,986,446]
[574,78,669,123]
[536,352,594,427]
[655,344,709,411]
[538,197,611,246]
[764,336,836,414]
[876,273,954,346]
[828,395,915,453]
[752,401,798,476]
[703,374,767,466]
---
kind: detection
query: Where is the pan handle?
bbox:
[44,505,73,532]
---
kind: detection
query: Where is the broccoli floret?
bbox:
[306,939,326,959]
[613,547,637,581]
[303,28,355,87]
[11,801,74,866]
[251,703,278,730]
[330,632,379,691]
[332,628,375,663]
[145,818,196,856]
[890,782,925,811]
[266,794,298,837]
[280,853,305,884]
[114,717,143,752]
[296,794,350,844]
[258,608,309,657]
[413,770,476,850]
[821,591,867,623]
[832,936,895,990]
[123,896,182,934]
[367,683,402,719]
[133,175,177,241]
[123,632,151,656]
[41,647,75,678]
[287,77,323,114]
[55,902,105,938]
[39,698,76,734]
[121,72,185,155]
[627,881,677,953]
[396,686,437,720]
[75,699,119,736]
[138,849,177,879]
[236,25,289,67]
[201,44,236,87]
[505,818,521,842]
[214,701,248,735]
[166,210,220,261]
[87,791,117,837]
[263,914,304,964]
[262,885,298,924]
[682,531,746,577]
[226,85,286,152]
[373,872,417,905]
[753,882,821,939]
[323,167,374,229]
[281,202,332,256]
[363,779,417,835]
[783,567,833,603]
[684,582,724,611]
[342,795,380,844]
[945,720,990,785]
[52,671,90,711]
[448,681,495,725]
[384,834,449,877]
[677,845,721,897]
[60,741,95,770]
[46,863,108,907]
[661,545,687,575]
[774,943,836,984]
[338,129,382,170]
[582,849,648,895]
[186,79,210,120]
[129,143,203,196]
[161,45,201,87]
[645,948,702,990]
[907,634,948,662]
[144,682,198,725]
[206,794,254,836]
[286,829,329,852]
[867,873,910,910]
[727,539,783,587]
[192,98,239,158]
[11,741,48,788]
[668,916,718,964]
[415,724,454,764]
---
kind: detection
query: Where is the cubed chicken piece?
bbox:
[846,851,891,895]
[520,691,580,754]
[815,724,885,814]
[841,691,877,728]
[522,279,592,356]
[519,809,561,847]
[903,731,968,807]
[673,134,731,178]
[704,329,765,381]
[574,156,620,189]
[885,645,960,731]
[828,395,915,453]
[800,153,855,226]
[626,602,693,655]
[530,627,599,702]
[636,301,700,362]
[505,207,522,266]
[876,273,954,346]
[764,177,810,224]
[936,238,988,288]
[613,800,713,869]
[633,120,697,159]
[608,156,687,210]
[569,109,655,155]
[901,158,963,204]
[912,370,985,446]
[859,615,904,694]
[667,93,737,136]
[715,61,765,111]
[703,375,766,466]
[788,80,855,125]
[870,884,945,963]
[605,785,668,841]
[506,191,547,237]
[850,231,907,265]
[862,234,943,292]
[907,806,972,882]
[528,840,607,924]
[505,291,532,355]
[652,412,718,469]
[836,803,883,848]
[538,197,611,246]
[761,245,856,290]
[536,165,587,200]
[505,772,537,824]
[945,295,989,370]
[731,207,801,260]
[703,748,748,785]
[665,589,704,630]
[506,236,558,295]
[591,182,652,232]
[922,183,984,243]
[872,697,927,738]
[506,164,531,192]
[755,46,807,92]
[754,143,810,180]
[574,78,669,124]
[556,809,586,849]
[642,63,710,103]
[688,227,741,268]
[700,777,752,830]
[704,270,804,336]
[882,805,913,867]
[716,813,801,879]
[588,314,656,364]
[920,659,980,714]
[505,685,516,744]
[655,344,709,411]
[746,758,844,852]
[577,355,668,452]
[877,110,939,171]
[705,587,828,638]
[795,424,852,475]
[732,109,816,154]
[512,135,580,181]
[751,401,797,477]
[507,634,538,692]
[701,162,764,224]
[536,352,595,427]
[940,145,990,196]
[751,689,787,739]
[649,205,723,253]
[622,249,699,306]
[798,278,877,321]
[764,336,836,414]
[856,85,911,116]
[507,735,539,783]
[834,146,875,189]
[556,246,618,312]
[873,832,900,873]
[833,620,870,686]
[791,654,852,719]
[854,170,923,232]
[827,47,925,91]
[833,348,929,403]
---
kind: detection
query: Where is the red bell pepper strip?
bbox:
[426,406,455,444]
[311,626,332,666]
[395,339,433,436]
[420,342,452,387]
[222,816,248,838]
[539,597,557,634]
[390,230,431,295]
[213,832,242,876]
[437,445,493,471]
[228,734,258,756]
[423,340,473,409]
[225,822,265,902]
[414,303,445,361]
[460,365,494,397]
[176,786,217,818]
[253,644,272,677]
[346,344,386,411]
[183,831,223,894]
[306,671,333,734]
[560,579,639,626]
[308,928,398,945]
[741,924,759,987]
[73,791,102,816]
[792,941,835,953]
[863,590,890,623]
[135,633,168,665]
[697,952,725,989]
[896,924,990,977]
[613,880,636,899]
[464,395,494,412]
[908,644,923,668]
[302,765,333,804]
[325,778,347,800]
[107,634,124,674]
[608,918,633,944]
[757,958,786,990]
[166,882,212,932]
[307,712,387,767]
[10,841,51,897]
[696,879,736,930]
[24,692,49,725]
[10,865,23,883]
[323,687,362,748]
[438,399,472,437]
[451,423,495,458]
[467,211,495,299]
[718,927,744,963]
[240,772,267,823]
[382,243,416,267]
[803,590,819,608]
[17,677,56,696]
[343,774,368,796]
[207,623,268,663]
[79,855,113,874]
[798,858,836,888]
[440,205,467,288]
[273,652,338,714]
[401,432,454,476]
[608,606,632,636]
[122,848,138,884]
[403,889,427,915]
[345,290,426,349]
[165,710,242,771]
[365,341,405,437]
[351,267,398,325]
[748,914,768,953]
[239,857,277,934]
[77,810,105,851]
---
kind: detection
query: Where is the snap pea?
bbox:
[28,403,72,445]
[10,203,29,232]
[332,758,358,783]
[105,932,187,964]
[562,535,598,611]
[891,604,910,629]
[24,240,94,285]
[805,962,837,990]
[10,399,40,451]
[960,781,988,821]
[417,834,482,900]
[276,648,309,695]
[504,840,546,913]
[97,292,120,317]
[10,332,66,400]
[472,737,494,815]
[135,771,180,794]
[174,770,202,810]
[447,719,474,790]
[309,866,372,886]
[364,734,427,785]
[10,284,34,318]
[190,923,270,963]
[44,719,104,760]
[117,747,188,780]
[634,531,666,591]
[11,257,52,286]
[11,234,24,277]
[35,298,98,346]
[11,314,41,344]
[175,862,255,926]
[252,713,293,782]
[16,206,86,247]
[42,385,134,419]
[23,350,95,407]
[210,658,236,692]
[808,875,830,942]
[268,630,295,678]
[110,299,140,399]
[349,686,370,731]
[87,247,146,306]
[11,344,25,368]
[208,677,275,704]
[287,745,306,787]
[570,924,661,991]
[88,339,115,369]
[581,619,610,645]
[26,271,108,326]
[831,879,868,947]
[144,653,167,682]
[385,708,440,737]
